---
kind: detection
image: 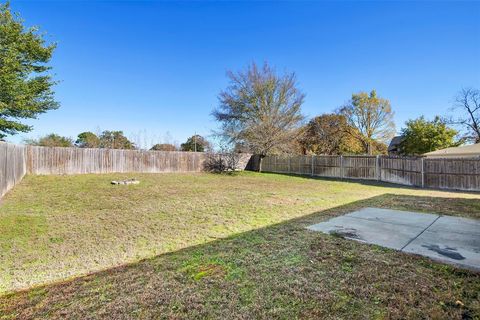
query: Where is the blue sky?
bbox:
[8,0,480,147]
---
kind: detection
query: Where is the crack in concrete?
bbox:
[400,215,441,251]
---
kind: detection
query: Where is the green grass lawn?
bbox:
[0,172,479,319]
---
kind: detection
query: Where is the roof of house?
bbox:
[423,144,480,158]
[388,136,403,152]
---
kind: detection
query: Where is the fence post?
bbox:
[3,144,8,190]
[376,155,381,181]
[12,145,16,185]
[193,152,196,172]
[311,155,314,176]
[421,157,425,188]
[340,155,344,179]
[288,156,291,173]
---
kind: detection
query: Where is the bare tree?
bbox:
[213,62,305,169]
[339,90,395,155]
[448,88,480,143]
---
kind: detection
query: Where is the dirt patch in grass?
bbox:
[0,172,479,318]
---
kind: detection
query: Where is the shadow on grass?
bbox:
[1,193,479,319]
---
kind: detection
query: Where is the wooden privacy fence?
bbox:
[1,142,479,197]
[0,142,27,197]
[27,146,208,175]
[1,144,255,198]
[261,154,480,192]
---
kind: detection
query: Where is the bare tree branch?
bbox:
[447,88,480,143]
[212,62,305,156]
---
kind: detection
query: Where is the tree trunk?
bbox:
[258,155,264,172]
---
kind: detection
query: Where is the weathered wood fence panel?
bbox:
[424,158,480,191]
[380,156,423,187]
[0,142,27,197]
[287,155,312,175]
[313,156,342,178]
[26,146,208,175]
[261,154,480,192]
[343,156,377,180]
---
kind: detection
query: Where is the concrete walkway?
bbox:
[307,208,480,271]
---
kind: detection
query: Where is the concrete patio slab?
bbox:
[307,207,480,271]
[344,207,438,228]
[426,215,480,236]
[307,215,425,250]
[403,229,480,270]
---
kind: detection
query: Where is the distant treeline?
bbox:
[25,131,212,152]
